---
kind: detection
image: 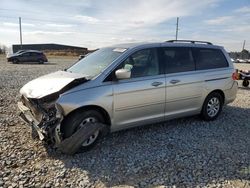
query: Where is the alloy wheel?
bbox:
[207,97,220,117]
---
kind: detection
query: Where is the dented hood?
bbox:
[20,70,87,99]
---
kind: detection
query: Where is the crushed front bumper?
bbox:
[18,101,62,145]
[18,101,108,155]
[18,102,47,140]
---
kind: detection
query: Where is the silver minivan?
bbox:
[18,40,238,153]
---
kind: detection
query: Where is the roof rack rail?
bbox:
[166,40,213,45]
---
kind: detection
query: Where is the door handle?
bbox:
[151,81,163,87]
[170,79,180,84]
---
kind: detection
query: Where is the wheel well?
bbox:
[208,90,225,104]
[62,105,111,127]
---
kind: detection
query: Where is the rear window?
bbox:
[162,47,195,74]
[193,48,228,70]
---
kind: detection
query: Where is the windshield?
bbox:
[67,47,126,78]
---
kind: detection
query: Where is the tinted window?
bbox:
[162,48,195,74]
[22,52,30,56]
[194,48,228,70]
[120,48,159,78]
[30,52,38,56]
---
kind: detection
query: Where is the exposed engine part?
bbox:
[18,96,62,144]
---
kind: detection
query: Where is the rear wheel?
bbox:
[200,92,223,121]
[38,59,44,64]
[61,110,105,151]
[242,80,249,87]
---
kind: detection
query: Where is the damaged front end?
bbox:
[18,95,107,154]
[17,70,105,154]
[18,94,63,145]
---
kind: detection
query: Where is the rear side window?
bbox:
[162,47,195,74]
[194,48,228,70]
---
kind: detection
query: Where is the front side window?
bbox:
[162,47,195,74]
[67,48,125,78]
[22,52,30,56]
[193,48,228,70]
[120,48,159,78]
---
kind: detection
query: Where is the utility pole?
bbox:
[242,40,246,51]
[19,17,23,49]
[175,17,179,40]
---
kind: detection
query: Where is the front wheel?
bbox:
[61,110,106,151]
[200,92,223,121]
[12,59,19,64]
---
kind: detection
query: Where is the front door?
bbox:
[112,48,166,130]
[19,52,31,62]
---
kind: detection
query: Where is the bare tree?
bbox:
[0,44,8,54]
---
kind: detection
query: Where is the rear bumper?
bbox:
[18,102,46,140]
[224,81,238,104]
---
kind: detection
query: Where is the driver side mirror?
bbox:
[115,69,131,80]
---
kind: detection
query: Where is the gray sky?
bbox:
[0,0,250,51]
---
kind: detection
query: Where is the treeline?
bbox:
[229,49,250,59]
[0,45,8,54]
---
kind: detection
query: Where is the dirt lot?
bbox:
[0,55,250,188]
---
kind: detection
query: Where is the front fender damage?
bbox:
[18,72,109,154]
[19,96,108,155]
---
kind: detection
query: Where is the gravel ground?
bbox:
[0,55,250,188]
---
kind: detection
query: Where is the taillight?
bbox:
[232,70,239,80]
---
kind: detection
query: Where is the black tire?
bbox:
[12,59,19,64]
[200,92,223,121]
[61,110,105,151]
[242,80,249,87]
[38,59,44,64]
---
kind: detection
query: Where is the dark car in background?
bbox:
[78,54,86,60]
[78,53,91,60]
[7,50,48,64]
